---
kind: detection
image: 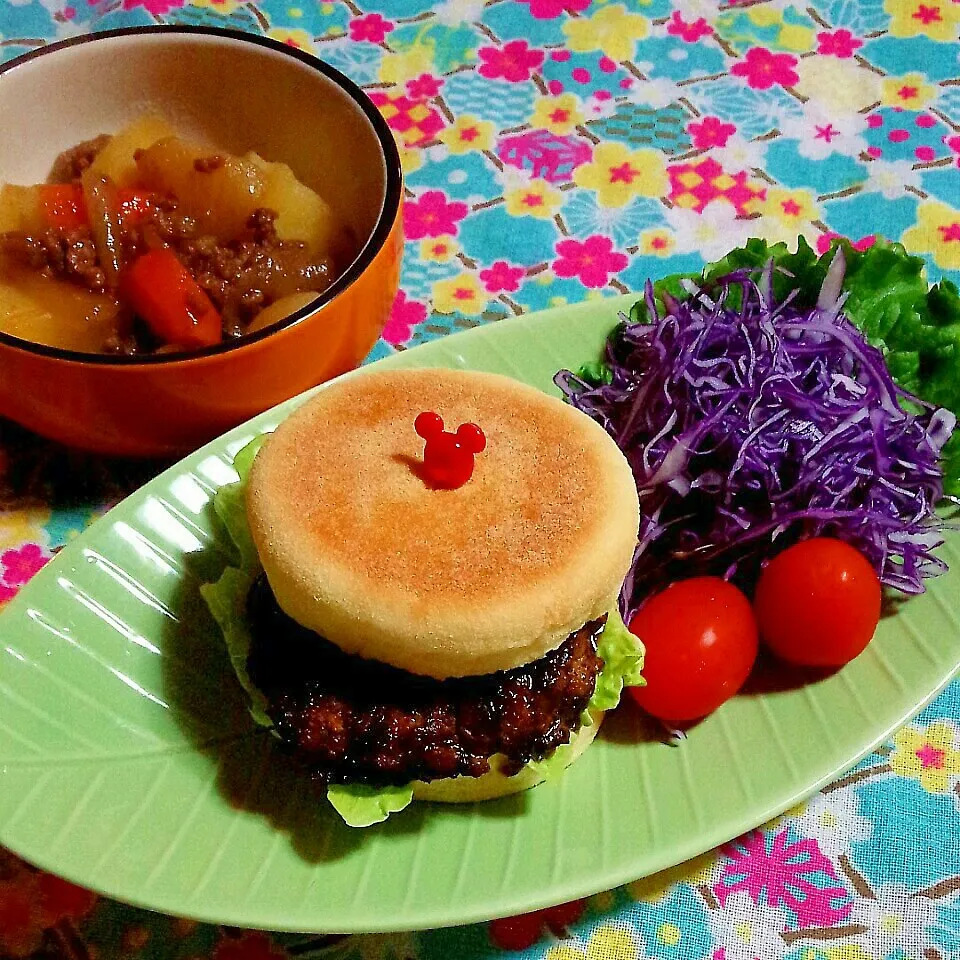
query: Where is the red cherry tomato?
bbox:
[753,538,881,668]
[627,577,759,723]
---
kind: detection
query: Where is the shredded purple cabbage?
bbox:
[556,256,956,621]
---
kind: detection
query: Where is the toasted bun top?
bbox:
[246,368,639,679]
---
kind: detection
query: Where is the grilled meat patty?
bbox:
[246,574,605,786]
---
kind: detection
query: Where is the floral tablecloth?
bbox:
[1,0,960,957]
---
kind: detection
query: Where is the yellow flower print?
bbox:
[639,228,675,257]
[778,23,815,51]
[530,94,585,136]
[825,946,874,960]
[574,143,668,208]
[882,72,938,110]
[793,59,881,113]
[379,44,435,86]
[545,946,584,960]
[889,720,960,792]
[439,114,494,155]
[903,200,960,271]
[504,179,564,219]
[627,849,718,902]
[563,5,650,62]
[587,925,643,960]
[190,0,241,13]
[0,509,51,551]
[885,0,960,42]
[747,5,780,26]
[656,923,682,947]
[398,146,423,175]
[420,235,458,263]
[762,187,821,226]
[546,924,643,960]
[266,28,315,51]
[432,273,488,315]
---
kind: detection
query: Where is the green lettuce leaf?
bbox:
[591,608,645,712]
[326,783,415,827]
[623,238,960,495]
[213,435,267,570]
[199,567,271,728]
[529,609,644,781]
[202,435,646,825]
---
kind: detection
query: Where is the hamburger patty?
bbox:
[245,575,605,786]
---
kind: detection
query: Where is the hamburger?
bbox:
[202,367,644,826]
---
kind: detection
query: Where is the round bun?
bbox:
[412,710,603,803]
[247,367,639,679]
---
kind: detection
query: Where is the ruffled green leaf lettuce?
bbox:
[528,609,644,781]
[200,436,646,827]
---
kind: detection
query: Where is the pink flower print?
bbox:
[731,47,799,90]
[406,74,443,101]
[816,233,878,255]
[478,41,545,83]
[715,829,853,928]
[349,13,394,43]
[946,134,960,166]
[816,29,863,57]
[404,191,468,241]
[553,236,627,289]
[121,0,183,12]
[520,0,589,19]
[667,11,713,42]
[0,582,18,604]
[913,3,944,24]
[480,261,526,293]
[688,116,736,149]
[383,290,426,344]
[1,544,51,587]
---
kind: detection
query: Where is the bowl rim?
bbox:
[0,25,403,367]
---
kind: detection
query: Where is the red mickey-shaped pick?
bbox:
[414,411,486,489]
[456,422,486,454]
[414,411,444,440]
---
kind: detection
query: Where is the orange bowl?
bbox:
[0,27,403,457]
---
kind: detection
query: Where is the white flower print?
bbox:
[584,95,618,120]
[664,202,754,260]
[793,790,874,859]
[711,135,769,173]
[861,159,923,200]
[779,104,868,161]
[848,883,939,960]
[672,0,725,24]
[628,77,685,111]
[434,0,484,27]
[708,890,791,960]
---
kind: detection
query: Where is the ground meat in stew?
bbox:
[0,227,106,292]
[48,134,112,183]
[0,202,334,351]
[245,574,605,786]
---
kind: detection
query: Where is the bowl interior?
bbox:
[0,31,389,268]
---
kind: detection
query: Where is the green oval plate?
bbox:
[1,296,959,934]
